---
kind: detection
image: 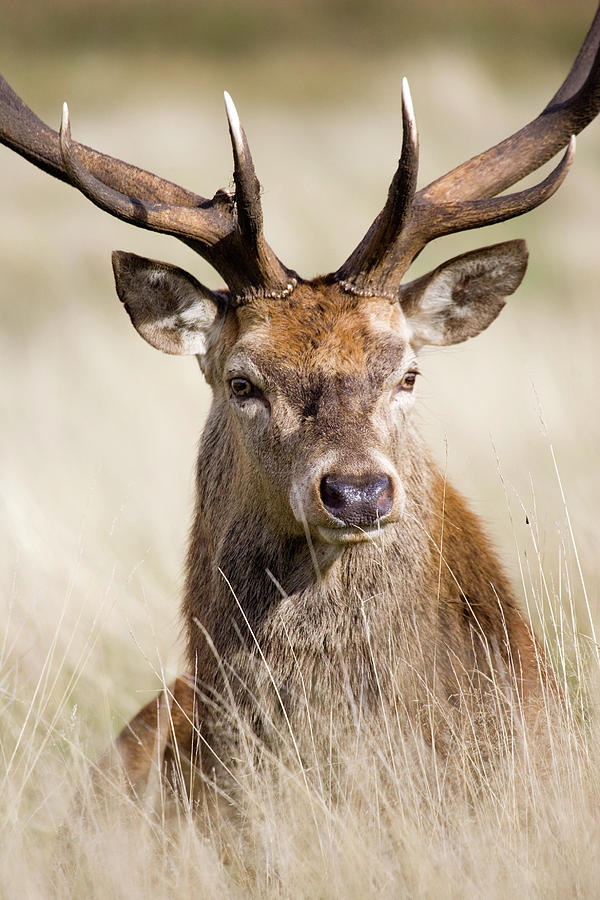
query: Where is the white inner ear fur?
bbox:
[404,269,464,349]
[417,269,468,316]
[143,269,218,355]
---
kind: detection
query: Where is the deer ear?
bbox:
[398,240,528,349]
[111,251,225,356]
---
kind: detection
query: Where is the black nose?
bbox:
[319,473,393,526]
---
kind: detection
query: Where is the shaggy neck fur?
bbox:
[182,399,539,764]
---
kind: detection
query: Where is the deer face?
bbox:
[112,239,527,545]
[219,283,413,544]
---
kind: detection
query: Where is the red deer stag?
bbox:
[1,7,599,798]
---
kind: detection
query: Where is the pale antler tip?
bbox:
[565,135,576,171]
[60,101,70,136]
[561,135,576,172]
[223,90,244,151]
[401,77,417,140]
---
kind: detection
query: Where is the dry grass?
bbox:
[1,13,600,896]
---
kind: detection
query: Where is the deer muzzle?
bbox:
[290,455,404,544]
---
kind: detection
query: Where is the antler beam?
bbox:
[336,3,600,295]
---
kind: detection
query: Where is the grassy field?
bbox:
[1,1,600,895]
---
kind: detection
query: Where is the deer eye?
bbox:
[397,371,418,393]
[230,377,254,398]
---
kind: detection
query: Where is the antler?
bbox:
[336,3,600,296]
[0,76,295,301]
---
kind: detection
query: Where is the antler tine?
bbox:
[415,137,575,237]
[336,4,600,295]
[224,91,263,241]
[0,75,204,206]
[0,76,293,300]
[388,137,576,276]
[336,78,419,293]
[58,101,225,246]
[223,92,295,298]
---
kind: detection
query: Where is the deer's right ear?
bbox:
[111,251,225,357]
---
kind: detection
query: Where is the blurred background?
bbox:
[1,0,599,751]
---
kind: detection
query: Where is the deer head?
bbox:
[1,7,598,547]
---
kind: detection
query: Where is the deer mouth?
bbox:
[314,521,391,545]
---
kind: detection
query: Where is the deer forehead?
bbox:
[226,282,412,381]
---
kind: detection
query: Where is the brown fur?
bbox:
[101,272,549,800]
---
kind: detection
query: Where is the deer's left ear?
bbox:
[112,251,225,357]
[398,240,528,349]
